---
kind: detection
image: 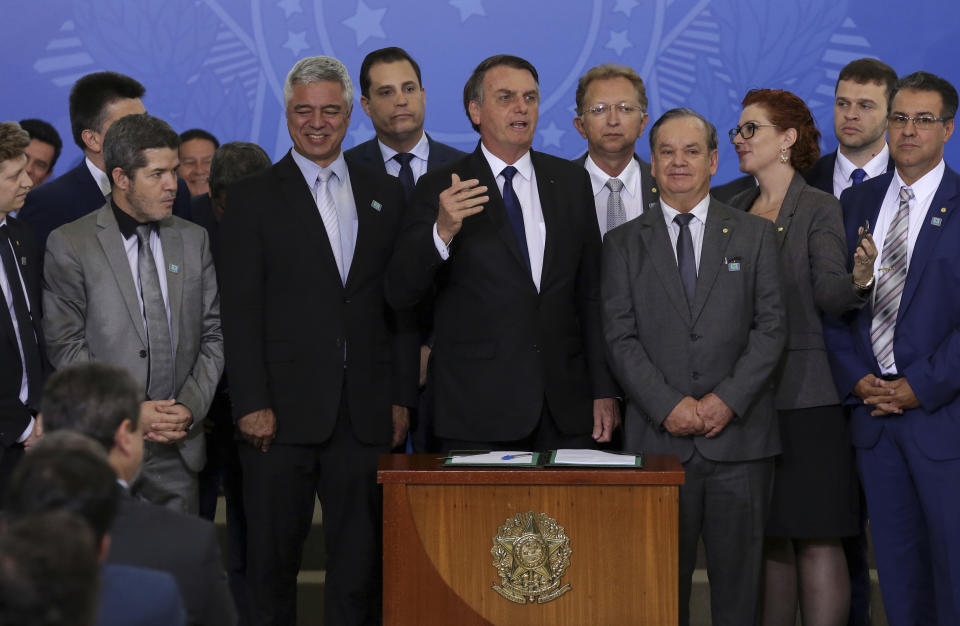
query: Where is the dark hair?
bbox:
[892,71,959,120]
[648,107,719,152]
[102,113,180,186]
[209,141,271,200]
[0,511,99,626]
[462,55,539,133]
[575,63,648,116]
[41,362,143,451]
[0,122,30,163]
[359,47,423,98]
[741,89,820,172]
[3,433,120,545]
[19,118,63,169]
[179,128,220,149]
[836,58,898,107]
[68,71,145,151]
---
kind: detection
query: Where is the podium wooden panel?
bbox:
[378,454,684,625]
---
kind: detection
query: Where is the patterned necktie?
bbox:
[870,186,913,371]
[606,178,626,232]
[316,169,344,283]
[674,213,697,308]
[0,225,43,406]
[393,153,415,201]
[851,168,867,186]
[500,166,531,271]
[136,224,174,400]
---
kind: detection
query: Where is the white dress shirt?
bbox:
[833,144,890,198]
[379,132,429,183]
[0,217,35,439]
[660,193,711,273]
[870,160,945,374]
[86,157,112,197]
[584,155,644,233]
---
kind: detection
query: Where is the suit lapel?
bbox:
[636,155,660,213]
[158,220,183,351]
[95,206,147,347]
[467,147,531,274]
[772,172,807,249]
[637,209,692,322]
[690,201,733,323]
[344,163,384,289]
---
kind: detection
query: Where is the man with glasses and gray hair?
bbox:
[219,55,418,625]
[572,63,659,236]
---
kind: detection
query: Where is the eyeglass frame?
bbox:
[728,122,780,142]
[887,114,953,130]
[581,103,646,118]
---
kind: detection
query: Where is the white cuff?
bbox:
[17,417,35,443]
[432,222,451,260]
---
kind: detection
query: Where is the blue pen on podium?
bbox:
[501,453,533,460]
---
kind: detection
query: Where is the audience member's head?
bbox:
[178,128,219,197]
[68,71,146,168]
[649,108,718,211]
[358,47,426,151]
[887,71,957,184]
[574,63,650,168]
[41,362,145,482]
[833,58,898,157]
[209,141,271,221]
[0,511,100,626]
[0,121,33,217]
[18,118,63,185]
[739,88,821,172]
[283,56,353,167]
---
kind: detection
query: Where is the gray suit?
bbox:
[42,204,223,511]
[602,197,785,625]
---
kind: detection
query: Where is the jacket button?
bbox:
[139,350,147,358]
[335,338,343,347]
[689,333,700,341]
[692,371,700,380]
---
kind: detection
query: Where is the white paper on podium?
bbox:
[551,448,639,466]
[447,451,535,465]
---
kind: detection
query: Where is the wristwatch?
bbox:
[853,274,875,292]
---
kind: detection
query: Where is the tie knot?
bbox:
[135,223,154,242]
[851,168,867,185]
[899,186,914,203]
[501,165,517,182]
[317,168,335,185]
[606,178,624,193]
[674,213,695,228]
[393,153,414,167]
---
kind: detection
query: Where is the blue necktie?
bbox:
[500,166,531,271]
[851,168,867,186]
[674,213,697,308]
[393,153,415,201]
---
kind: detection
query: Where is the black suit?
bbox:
[803,149,896,196]
[387,144,616,445]
[18,160,192,249]
[344,133,465,174]
[0,217,49,503]
[107,491,235,626]
[220,151,418,625]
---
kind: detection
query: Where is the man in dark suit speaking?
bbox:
[387,54,620,451]
[219,56,418,625]
[602,108,785,625]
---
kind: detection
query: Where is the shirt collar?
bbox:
[583,154,640,197]
[291,148,348,187]
[660,192,710,225]
[111,199,147,239]
[378,131,429,165]
[892,159,945,202]
[836,143,890,183]
[480,142,533,182]
[85,157,111,196]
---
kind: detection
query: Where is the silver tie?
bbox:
[136,224,174,400]
[605,178,626,232]
[316,169,344,283]
[870,186,913,371]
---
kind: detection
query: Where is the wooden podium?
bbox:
[377,454,684,625]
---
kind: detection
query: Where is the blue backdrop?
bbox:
[2,0,958,184]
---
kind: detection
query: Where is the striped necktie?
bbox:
[316,169,344,283]
[870,186,913,370]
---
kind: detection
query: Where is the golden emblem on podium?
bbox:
[490,510,572,604]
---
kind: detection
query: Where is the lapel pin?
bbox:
[648,202,658,209]
[931,217,943,227]
[20,256,27,266]
[651,187,657,193]
[941,207,947,213]
[168,264,179,273]
[371,200,382,211]
[724,256,741,271]
[722,227,729,234]
[777,226,784,232]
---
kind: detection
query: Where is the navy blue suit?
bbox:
[18,161,193,250]
[344,133,465,174]
[824,165,960,625]
[97,564,186,626]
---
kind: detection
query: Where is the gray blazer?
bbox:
[42,204,223,471]
[729,172,865,409]
[602,198,786,463]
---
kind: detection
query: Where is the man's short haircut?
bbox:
[359,47,423,98]
[648,107,719,153]
[0,122,30,163]
[284,56,353,110]
[462,54,539,133]
[575,63,648,116]
[0,511,99,626]
[835,58,898,107]
[742,88,821,172]
[102,113,180,186]
[209,141,272,200]
[41,361,143,451]
[68,71,145,151]
[3,432,120,545]
[19,118,63,169]
[892,71,959,120]
[179,128,220,149]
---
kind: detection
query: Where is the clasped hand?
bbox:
[142,399,193,443]
[663,393,734,438]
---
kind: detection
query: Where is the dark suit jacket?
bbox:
[729,172,865,409]
[602,198,786,462]
[98,564,186,626]
[18,161,193,249]
[107,492,235,626]
[0,216,50,454]
[344,133,465,174]
[572,152,660,219]
[804,149,896,195]
[711,174,756,204]
[824,166,960,460]
[386,144,617,442]
[219,151,418,444]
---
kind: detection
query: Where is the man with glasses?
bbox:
[572,63,659,236]
[824,71,960,625]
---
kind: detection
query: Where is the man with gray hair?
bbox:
[219,56,418,625]
[41,113,223,515]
